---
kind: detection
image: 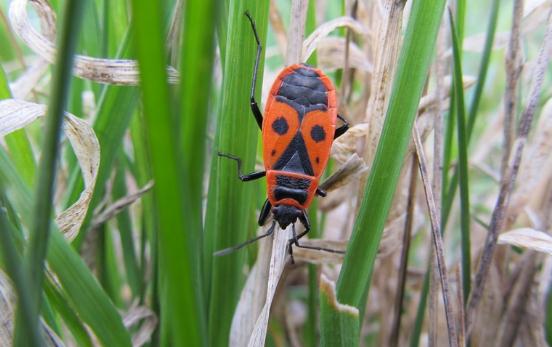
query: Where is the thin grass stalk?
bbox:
[17,1,85,345]
[466,7,552,336]
[130,0,205,344]
[412,2,501,343]
[389,157,418,347]
[449,9,471,302]
[0,205,42,347]
[336,0,447,314]
[442,0,501,229]
[501,0,524,178]
[413,125,458,347]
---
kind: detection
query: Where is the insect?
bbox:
[216,12,349,261]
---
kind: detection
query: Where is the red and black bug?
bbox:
[216,12,349,261]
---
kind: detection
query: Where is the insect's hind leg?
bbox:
[218,152,265,181]
[288,212,345,264]
[244,11,263,130]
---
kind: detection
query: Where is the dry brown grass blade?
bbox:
[0,99,100,241]
[316,37,372,72]
[508,98,552,224]
[363,0,407,164]
[498,228,552,254]
[9,0,179,85]
[319,153,369,192]
[454,266,466,347]
[247,226,289,347]
[0,272,15,346]
[302,16,368,63]
[413,125,458,347]
[286,0,308,65]
[91,181,154,229]
[502,0,525,178]
[494,252,539,347]
[123,305,158,347]
[229,229,273,346]
[466,8,552,335]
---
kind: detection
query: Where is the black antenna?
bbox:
[214,221,277,257]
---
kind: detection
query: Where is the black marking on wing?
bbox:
[311,125,326,142]
[272,117,289,135]
[272,132,314,176]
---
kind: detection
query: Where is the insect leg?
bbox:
[245,11,263,130]
[334,114,350,139]
[214,221,276,256]
[218,152,265,181]
[258,199,272,226]
[316,188,327,197]
[291,211,345,256]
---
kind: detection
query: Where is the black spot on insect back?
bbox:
[311,125,326,142]
[271,149,276,156]
[272,117,289,135]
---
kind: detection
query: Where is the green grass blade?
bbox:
[131,0,206,345]
[0,204,42,347]
[113,157,142,298]
[204,2,269,346]
[179,0,219,334]
[20,1,86,345]
[47,230,132,346]
[336,0,446,312]
[1,145,132,346]
[320,277,359,347]
[410,3,501,345]
[449,9,471,302]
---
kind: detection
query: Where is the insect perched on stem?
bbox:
[215,12,349,262]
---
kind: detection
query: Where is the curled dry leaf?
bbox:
[0,99,100,241]
[303,16,369,62]
[498,228,552,255]
[123,305,158,347]
[9,0,179,85]
[247,225,290,347]
[319,153,369,192]
[91,181,154,229]
[316,37,372,72]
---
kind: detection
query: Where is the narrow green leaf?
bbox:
[130,0,206,344]
[204,2,269,346]
[113,157,142,298]
[449,9,471,301]
[20,1,86,345]
[0,203,42,347]
[319,276,359,347]
[410,2,501,345]
[336,0,447,312]
[48,231,132,347]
